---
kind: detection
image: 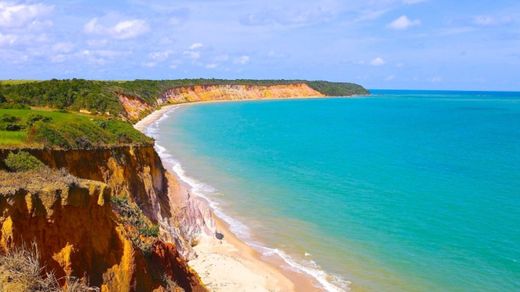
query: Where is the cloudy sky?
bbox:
[1,0,519,90]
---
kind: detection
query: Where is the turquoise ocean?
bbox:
[146,90,520,291]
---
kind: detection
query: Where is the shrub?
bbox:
[111,195,160,253]
[0,103,30,109]
[0,244,60,292]
[26,114,52,126]
[94,120,108,129]
[139,225,160,237]
[0,114,19,123]
[74,136,93,150]
[4,151,44,172]
[63,277,98,292]
[0,114,25,131]
[31,122,70,149]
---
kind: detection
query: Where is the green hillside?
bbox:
[0,108,151,148]
[0,79,369,117]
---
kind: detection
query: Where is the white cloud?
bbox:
[215,54,229,62]
[149,50,172,62]
[79,49,128,65]
[169,16,183,26]
[0,33,17,46]
[49,54,67,63]
[189,42,203,50]
[354,9,389,23]
[0,2,53,28]
[402,0,427,4]
[183,50,200,60]
[205,63,218,69]
[0,31,49,48]
[51,48,127,65]
[84,19,99,33]
[437,26,475,36]
[143,50,173,67]
[234,55,250,65]
[474,16,495,26]
[111,20,148,39]
[86,39,108,47]
[239,1,341,28]
[388,15,421,30]
[84,18,149,39]
[370,57,385,66]
[385,75,395,81]
[472,15,512,27]
[52,42,74,53]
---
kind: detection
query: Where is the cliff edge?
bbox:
[0,150,206,291]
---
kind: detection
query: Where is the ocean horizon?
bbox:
[148,90,520,291]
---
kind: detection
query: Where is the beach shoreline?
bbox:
[135,103,328,291]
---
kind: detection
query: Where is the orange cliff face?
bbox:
[157,83,324,104]
[0,146,199,257]
[118,83,325,122]
[0,147,207,291]
[0,175,204,291]
[118,94,153,122]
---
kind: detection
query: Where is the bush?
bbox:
[4,151,44,172]
[139,225,160,237]
[74,136,93,149]
[31,122,70,149]
[94,120,108,129]
[26,114,52,126]
[0,103,30,109]
[0,114,25,131]
[111,195,160,253]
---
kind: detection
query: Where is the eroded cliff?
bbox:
[119,83,324,122]
[0,148,206,291]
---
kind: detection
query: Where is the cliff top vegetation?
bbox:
[0,108,152,149]
[0,79,369,117]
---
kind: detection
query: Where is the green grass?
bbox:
[0,131,26,146]
[0,80,39,85]
[0,108,152,148]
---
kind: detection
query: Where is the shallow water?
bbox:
[152,91,520,291]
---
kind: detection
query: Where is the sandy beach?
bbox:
[135,104,322,292]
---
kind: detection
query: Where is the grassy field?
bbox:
[0,108,152,148]
[0,80,39,85]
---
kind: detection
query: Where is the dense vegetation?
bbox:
[3,151,44,172]
[0,79,369,116]
[0,79,122,115]
[306,81,368,96]
[0,108,152,148]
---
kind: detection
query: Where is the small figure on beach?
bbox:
[215,231,224,244]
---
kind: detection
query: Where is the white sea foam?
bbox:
[144,106,350,292]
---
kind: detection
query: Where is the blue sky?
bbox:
[0,0,519,90]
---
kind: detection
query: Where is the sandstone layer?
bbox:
[119,83,324,122]
[0,147,208,291]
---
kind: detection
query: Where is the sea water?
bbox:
[149,91,520,291]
